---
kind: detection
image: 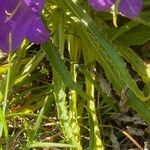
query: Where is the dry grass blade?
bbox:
[122,130,143,149]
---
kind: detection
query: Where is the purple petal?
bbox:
[3,0,20,13]
[0,20,26,53]
[0,23,10,52]
[25,17,49,44]
[88,0,115,11]
[0,0,49,53]
[0,1,13,22]
[11,19,29,51]
[11,2,35,29]
[10,2,35,51]
[119,0,143,18]
[23,0,45,13]
[0,7,6,22]
[11,31,25,51]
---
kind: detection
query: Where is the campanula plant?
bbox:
[0,0,150,150]
[0,0,50,53]
[88,0,143,18]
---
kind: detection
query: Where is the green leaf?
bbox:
[42,42,92,101]
[118,25,150,46]
[58,0,148,101]
[116,44,150,84]
[127,91,150,125]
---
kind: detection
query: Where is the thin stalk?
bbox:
[3,33,12,114]
[0,33,13,149]
[2,52,12,115]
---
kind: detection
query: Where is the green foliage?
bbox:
[0,0,150,149]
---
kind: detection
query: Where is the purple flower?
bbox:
[119,0,143,18]
[88,0,115,11]
[88,0,143,18]
[0,0,50,53]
